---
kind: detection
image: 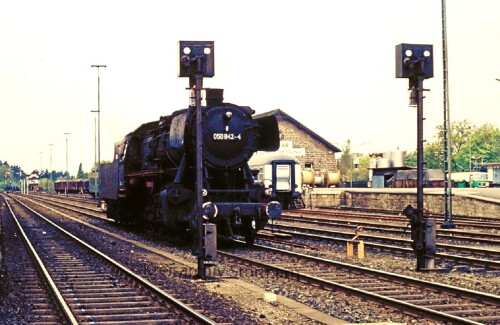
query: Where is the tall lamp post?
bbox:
[49,144,53,192]
[38,151,43,191]
[64,133,70,196]
[440,0,455,229]
[90,109,98,198]
[39,151,43,190]
[39,149,43,169]
[91,64,106,202]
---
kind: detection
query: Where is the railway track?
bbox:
[264,222,500,270]
[10,192,500,324]
[5,193,315,323]
[17,193,500,270]
[297,208,500,231]
[282,213,500,245]
[15,194,500,268]
[26,193,105,217]
[221,242,500,324]
[0,200,65,324]
[3,195,215,324]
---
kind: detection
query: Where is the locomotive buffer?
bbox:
[178,41,216,279]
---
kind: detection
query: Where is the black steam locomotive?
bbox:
[100,89,282,244]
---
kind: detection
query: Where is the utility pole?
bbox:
[64,133,70,196]
[90,109,98,199]
[91,64,106,202]
[39,151,43,191]
[440,0,455,229]
[49,144,53,192]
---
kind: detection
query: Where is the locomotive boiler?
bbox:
[100,89,282,244]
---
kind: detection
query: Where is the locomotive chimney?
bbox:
[205,88,224,105]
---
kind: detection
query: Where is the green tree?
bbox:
[433,120,476,155]
[405,120,500,172]
[337,140,353,183]
[77,163,85,179]
[337,140,370,183]
[404,147,443,170]
[453,123,500,171]
[351,156,370,181]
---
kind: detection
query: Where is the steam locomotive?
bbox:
[99,89,282,244]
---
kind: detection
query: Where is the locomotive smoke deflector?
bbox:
[254,115,280,152]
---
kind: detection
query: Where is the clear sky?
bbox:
[2,0,500,175]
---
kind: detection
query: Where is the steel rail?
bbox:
[3,196,79,325]
[294,209,500,229]
[273,222,500,257]
[268,223,500,269]
[9,195,216,325]
[283,213,500,242]
[222,241,499,324]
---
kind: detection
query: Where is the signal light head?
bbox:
[396,43,433,79]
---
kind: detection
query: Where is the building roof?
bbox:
[254,109,341,153]
[248,152,300,166]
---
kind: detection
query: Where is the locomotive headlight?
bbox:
[202,189,208,196]
[202,202,218,219]
[266,201,282,219]
[224,111,232,132]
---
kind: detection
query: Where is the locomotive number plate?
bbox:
[212,133,242,140]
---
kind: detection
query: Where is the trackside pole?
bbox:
[178,41,216,279]
[396,44,437,271]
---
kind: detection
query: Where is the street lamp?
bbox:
[49,144,53,192]
[64,132,70,196]
[90,109,98,198]
[91,64,106,202]
[39,151,43,190]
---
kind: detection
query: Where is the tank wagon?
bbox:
[99,89,282,244]
[302,165,341,188]
[249,152,304,209]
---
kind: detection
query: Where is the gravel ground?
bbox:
[0,197,321,324]
[0,198,65,324]
[1,196,498,324]
[287,237,500,296]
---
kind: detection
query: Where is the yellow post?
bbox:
[357,241,365,259]
[346,241,354,257]
[346,240,365,259]
[347,226,365,259]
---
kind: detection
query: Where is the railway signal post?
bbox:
[396,44,437,271]
[178,41,216,279]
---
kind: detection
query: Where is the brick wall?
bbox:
[302,188,500,220]
[278,119,338,172]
